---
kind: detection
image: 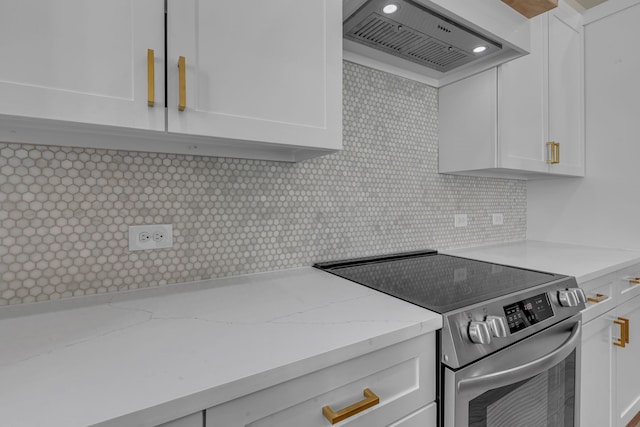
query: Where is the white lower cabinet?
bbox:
[580,264,640,427]
[615,295,640,427]
[205,333,436,427]
[157,412,204,427]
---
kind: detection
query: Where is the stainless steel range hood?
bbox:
[343,0,531,86]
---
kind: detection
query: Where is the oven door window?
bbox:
[468,350,575,427]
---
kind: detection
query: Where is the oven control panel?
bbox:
[441,276,585,369]
[503,292,554,334]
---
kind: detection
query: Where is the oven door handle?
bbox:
[458,321,581,394]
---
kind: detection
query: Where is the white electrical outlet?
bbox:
[492,213,504,225]
[454,214,468,227]
[129,224,173,251]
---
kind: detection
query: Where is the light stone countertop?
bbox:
[443,240,640,284]
[0,267,442,427]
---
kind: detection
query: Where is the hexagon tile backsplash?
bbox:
[0,61,526,306]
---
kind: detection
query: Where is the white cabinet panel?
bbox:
[166,0,342,151]
[438,68,498,174]
[388,403,436,427]
[0,0,165,131]
[547,6,584,176]
[615,295,640,427]
[581,310,615,427]
[157,412,203,427]
[497,14,547,173]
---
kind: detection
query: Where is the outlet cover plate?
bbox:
[129,224,173,251]
[454,214,468,227]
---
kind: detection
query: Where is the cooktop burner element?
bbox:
[314,250,564,313]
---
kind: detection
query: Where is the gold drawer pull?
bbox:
[322,388,380,424]
[587,293,608,303]
[178,56,186,111]
[614,317,630,348]
[629,278,640,285]
[147,49,155,107]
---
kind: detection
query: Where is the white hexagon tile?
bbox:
[0,61,526,305]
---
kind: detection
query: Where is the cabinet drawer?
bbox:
[205,333,435,427]
[581,273,617,323]
[581,262,640,325]
[615,263,640,302]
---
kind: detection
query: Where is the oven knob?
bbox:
[486,315,508,338]
[558,290,579,307]
[468,321,492,344]
[569,288,586,304]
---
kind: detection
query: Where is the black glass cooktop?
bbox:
[314,250,566,313]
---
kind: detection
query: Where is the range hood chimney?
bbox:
[343,0,530,86]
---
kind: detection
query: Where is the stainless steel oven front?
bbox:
[439,282,585,427]
[312,251,586,427]
[443,315,581,427]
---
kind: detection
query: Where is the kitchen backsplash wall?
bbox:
[0,61,526,306]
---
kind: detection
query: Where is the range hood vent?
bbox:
[344,0,504,73]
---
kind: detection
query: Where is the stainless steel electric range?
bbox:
[315,250,586,427]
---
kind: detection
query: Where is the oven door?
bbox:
[444,315,581,427]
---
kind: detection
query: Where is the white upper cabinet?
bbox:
[499,4,584,176]
[0,0,342,162]
[0,0,165,131]
[546,7,584,176]
[439,1,584,179]
[166,0,342,153]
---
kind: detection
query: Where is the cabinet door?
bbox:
[497,13,548,173]
[547,6,584,176]
[0,0,165,131]
[166,0,342,151]
[581,312,615,427]
[615,295,640,427]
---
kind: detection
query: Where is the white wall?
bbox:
[527,0,640,250]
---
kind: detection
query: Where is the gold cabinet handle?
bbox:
[178,56,186,111]
[587,293,608,303]
[546,141,560,164]
[614,317,630,348]
[629,277,640,285]
[547,141,555,165]
[322,388,380,424]
[147,49,155,107]
[621,317,630,344]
